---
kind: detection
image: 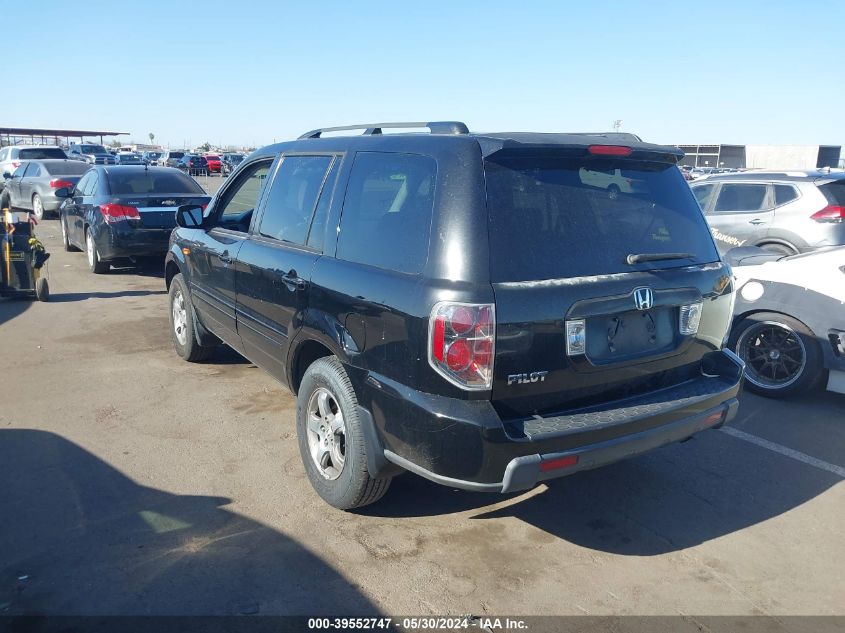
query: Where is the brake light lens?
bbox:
[588,145,633,156]
[49,179,74,189]
[811,205,845,223]
[429,302,495,390]
[100,203,141,224]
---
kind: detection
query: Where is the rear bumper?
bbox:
[354,349,744,493]
[95,226,173,260]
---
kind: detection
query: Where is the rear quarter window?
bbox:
[336,152,436,274]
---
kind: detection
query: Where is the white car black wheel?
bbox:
[730,312,825,398]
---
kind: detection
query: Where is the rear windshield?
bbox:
[19,148,66,160]
[485,155,719,281]
[169,152,185,159]
[42,160,90,176]
[819,181,845,205]
[80,145,107,154]
[107,171,204,195]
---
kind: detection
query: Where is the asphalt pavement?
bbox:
[1,219,843,619]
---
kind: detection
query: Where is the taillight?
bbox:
[588,145,632,156]
[811,205,845,223]
[100,203,141,224]
[49,179,74,189]
[429,302,495,390]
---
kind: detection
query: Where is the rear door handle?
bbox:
[281,269,306,291]
[218,251,233,264]
[749,219,765,225]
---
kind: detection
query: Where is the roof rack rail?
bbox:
[298,121,469,140]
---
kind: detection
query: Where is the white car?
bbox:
[727,246,845,397]
[578,167,646,195]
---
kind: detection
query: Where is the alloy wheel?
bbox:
[306,387,347,480]
[737,321,806,390]
[172,289,188,346]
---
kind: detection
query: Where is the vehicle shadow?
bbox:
[0,429,379,616]
[368,420,842,556]
[0,296,31,327]
[49,290,167,303]
[109,258,167,278]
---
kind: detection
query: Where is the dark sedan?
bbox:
[177,155,208,176]
[1,159,91,220]
[56,166,210,273]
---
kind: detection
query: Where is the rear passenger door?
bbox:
[707,182,773,252]
[235,154,339,381]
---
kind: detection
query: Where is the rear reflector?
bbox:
[540,455,579,472]
[588,145,633,157]
[704,411,724,425]
[811,205,845,223]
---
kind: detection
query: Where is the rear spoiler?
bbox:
[481,142,684,164]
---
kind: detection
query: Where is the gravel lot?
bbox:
[1,219,843,619]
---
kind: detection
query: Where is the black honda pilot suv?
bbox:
[165,122,744,509]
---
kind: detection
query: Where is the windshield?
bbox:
[484,154,720,282]
[80,145,107,154]
[19,148,67,160]
[169,152,185,159]
[107,170,205,195]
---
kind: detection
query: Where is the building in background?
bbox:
[677,144,842,170]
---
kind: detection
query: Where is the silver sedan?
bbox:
[1,159,90,220]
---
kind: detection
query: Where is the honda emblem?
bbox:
[633,287,654,311]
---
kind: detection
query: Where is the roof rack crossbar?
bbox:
[298,121,469,139]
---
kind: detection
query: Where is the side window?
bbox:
[75,172,92,195]
[84,172,99,196]
[0,148,7,161]
[692,184,715,211]
[307,159,341,252]
[12,164,27,178]
[774,184,799,206]
[25,163,42,178]
[336,152,436,274]
[258,155,333,245]
[212,159,273,231]
[713,183,768,213]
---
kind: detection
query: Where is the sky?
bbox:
[4,0,844,149]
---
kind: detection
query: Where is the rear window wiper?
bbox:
[626,252,695,265]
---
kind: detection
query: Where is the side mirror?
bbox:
[2,172,11,180]
[176,204,205,229]
[54,187,72,198]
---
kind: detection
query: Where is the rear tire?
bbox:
[296,357,392,510]
[86,228,109,274]
[169,273,215,362]
[730,312,825,398]
[758,242,796,256]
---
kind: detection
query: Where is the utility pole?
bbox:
[612,120,622,133]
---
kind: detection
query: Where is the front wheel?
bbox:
[169,273,215,362]
[296,357,391,510]
[730,312,825,398]
[86,228,109,274]
[32,194,44,221]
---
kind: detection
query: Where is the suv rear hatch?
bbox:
[485,147,731,420]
